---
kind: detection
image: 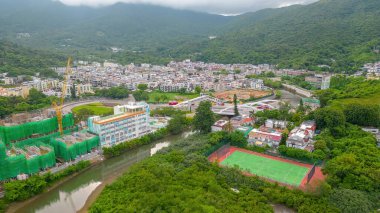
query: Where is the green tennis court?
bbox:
[221,151,309,186]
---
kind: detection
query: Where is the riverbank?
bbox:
[77,171,120,213]
[6,163,95,213]
[4,160,94,213]
[9,132,192,213]
[79,132,193,212]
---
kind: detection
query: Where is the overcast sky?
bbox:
[56,0,319,14]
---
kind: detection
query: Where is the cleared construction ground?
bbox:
[214,89,271,102]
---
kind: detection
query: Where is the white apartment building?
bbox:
[250,79,264,90]
[65,83,94,97]
[4,77,16,85]
[321,76,331,90]
[159,83,188,92]
[88,102,151,147]
[0,86,30,98]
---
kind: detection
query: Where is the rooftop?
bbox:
[94,111,145,125]
[302,98,320,104]
[56,131,97,146]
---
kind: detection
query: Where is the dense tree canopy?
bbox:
[137,84,148,91]
[192,101,215,134]
[73,108,94,124]
[344,103,380,127]
[314,108,346,130]
[91,134,338,212]
[0,41,64,77]
[0,89,57,118]
[133,90,149,102]
[329,189,375,213]
[227,131,247,148]
[167,115,189,135]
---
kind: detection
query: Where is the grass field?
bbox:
[147,92,199,103]
[329,93,380,110]
[221,151,309,186]
[72,103,113,116]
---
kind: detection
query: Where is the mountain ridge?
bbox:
[0,0,379,72]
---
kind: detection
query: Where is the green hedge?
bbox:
[278,145,324,164]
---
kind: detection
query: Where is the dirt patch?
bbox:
[214,89,271,102]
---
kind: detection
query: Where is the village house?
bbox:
[248,126,282,147]
[301,98,320,110]
[211,120,229,132]
[286,120,316,151]
[265,119,288,129]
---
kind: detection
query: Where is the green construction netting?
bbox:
[0,113,75,145]
[0,141,56,180]
[13,127,79,148]
[86,136,99,151]
[62,114,75,128]
[26,156,41,174]
[1,154,27,180]
[39,150,56,169]
[0,141,6,160]
[51,135,99,161]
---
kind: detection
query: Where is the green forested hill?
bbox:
[195,0,380,72]
[0,0,379,71]
[0,41,65,77]
[0,0,230,53]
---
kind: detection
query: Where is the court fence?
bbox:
[307,164,316,183]
[264,150,322,166]
[207,143,231,162]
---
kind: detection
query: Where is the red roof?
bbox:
[242,117,253,123]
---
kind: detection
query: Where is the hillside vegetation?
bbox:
[0,41,65,77]
[0,0,379,71]
[195,0,380,72]
[110,0,380,70]
[0,0,229,54]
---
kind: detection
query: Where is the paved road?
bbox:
[61,95,135,114]
[40,151,101,175]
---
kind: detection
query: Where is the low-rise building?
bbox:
[230,116,254,129]
[0,86,30,98]
[302,98,320,110]
[250,79,264,90]
[361,127,380,147]
[150,117,170,132]
[211,120,229,132]
[286,120,316,150]
[248,126,282,147]
[265,119,288,129]
[88,102,151,147]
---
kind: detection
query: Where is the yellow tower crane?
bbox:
[52,57,72,135]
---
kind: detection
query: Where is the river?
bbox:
[9,131,193,213]
[7,90,301,213]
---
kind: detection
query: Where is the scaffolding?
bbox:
[0,113,77,180]
[50,132,99,161]
[0,113,75,146]
[0,141,56,180]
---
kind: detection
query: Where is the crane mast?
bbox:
[53,57,72,135]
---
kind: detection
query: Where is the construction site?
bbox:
[51,131,99,161]
[0,58,100,181]
[214,89,271,102]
